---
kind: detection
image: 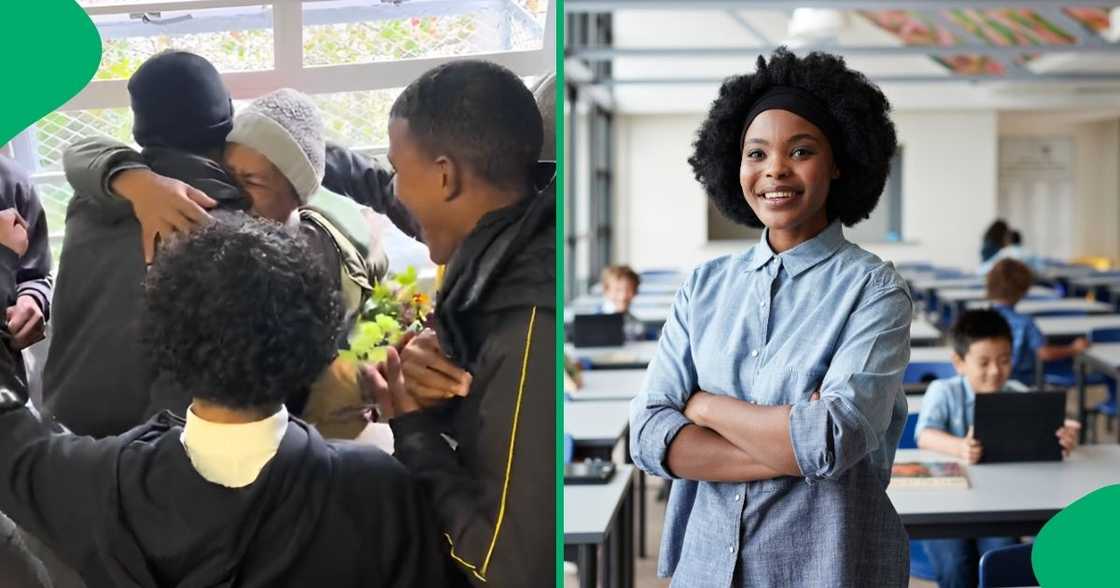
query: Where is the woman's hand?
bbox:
[0,209,28,257]
[1057,419,1081,457]
[111,169,218,263]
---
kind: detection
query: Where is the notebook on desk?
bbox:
[973,391,1065,463]
[572,313,625,348]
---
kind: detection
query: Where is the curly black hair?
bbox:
[143,211,343,409]
[688,48,898,228]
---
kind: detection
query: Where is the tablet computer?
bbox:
[973,391,1065,463]
[572,313,625,348]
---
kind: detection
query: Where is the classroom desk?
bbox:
[565,399,648,559]
[567,341,660,370]
[889,446,1120,539]
[570,369,645,402]
[910,346,952,363]
[1075,342,1120,443]
[910,277,985,292]
[965,298,1113,315]
[1069,276,1120,299]
[591,280,682,295]
[1036,265,1095,282]
[565,465,636,588]
[1036,315,1120,340]
[911,319,941,346]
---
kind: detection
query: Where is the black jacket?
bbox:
[43,141,247,437]
[389,190,556,586]
[0,156,53,319]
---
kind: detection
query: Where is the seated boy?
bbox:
[915,309,1079,588]
[987,258,1088,386]
[359,59,554,586]
[0,211,447,586]
[600,264,639,314]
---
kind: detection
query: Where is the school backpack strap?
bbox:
[299,206,375,316]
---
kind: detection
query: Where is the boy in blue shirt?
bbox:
[916,309,1079,588]
[987,258,1088,386]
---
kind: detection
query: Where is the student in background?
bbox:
[600,264,640,314]
[916,309,1078,588]
[0,157,52,351]
[987,258,1088,385]
[980,219,1010,263]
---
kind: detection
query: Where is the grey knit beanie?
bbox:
[227,88,325,203]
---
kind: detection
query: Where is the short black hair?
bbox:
[688,48,897,228]
[143,211,343,409]
[949,309,1013,358]
[390,59,543,192]
[1008,230,1022,245]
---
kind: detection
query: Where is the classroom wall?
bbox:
[997,112,1120,265]
[613,111,1002,273]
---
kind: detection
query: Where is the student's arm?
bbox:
[64,137,217,262]
[11,179,51,322]
[322,143,423,240]
[387,306,554,586]
[914,380,981,462]
[1038,338,1089,362]
[629,270,782,482]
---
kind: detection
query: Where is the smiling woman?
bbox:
[629,49,911,587]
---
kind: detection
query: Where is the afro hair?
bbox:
[143,211,343,410]
[688,48,898,228]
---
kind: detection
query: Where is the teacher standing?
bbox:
[630,49,910,586]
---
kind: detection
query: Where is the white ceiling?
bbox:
[595,9,1120,113]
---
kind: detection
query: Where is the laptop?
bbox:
[572,313,625,348]
[973,391,1066,463]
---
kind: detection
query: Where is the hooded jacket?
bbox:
[0,243,447,586]
[0,156,54,320]
[44,140,248,437]
[389,189,556,586]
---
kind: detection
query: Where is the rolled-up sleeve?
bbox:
[789,282,911,482]
[913,380,952,443]
[629,274,698,480]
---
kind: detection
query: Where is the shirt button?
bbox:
[751,350,759,358]
[728,546,734,554]
[734,494,741,501]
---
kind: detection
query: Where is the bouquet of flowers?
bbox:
[338,266,434,366]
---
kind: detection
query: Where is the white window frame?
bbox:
[18,0,554,243]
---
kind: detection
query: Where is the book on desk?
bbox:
[890,462,970,489]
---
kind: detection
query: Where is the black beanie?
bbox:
[128,51,234,152]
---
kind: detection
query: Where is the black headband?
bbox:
[740,86,842,158]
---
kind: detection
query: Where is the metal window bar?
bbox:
[23,0,554,242]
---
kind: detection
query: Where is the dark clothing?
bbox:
[321,143,421,240]
[128,51,234,152]
[43,139,247,437]
[981,239,1001,263]
[0,389,446,587]
[0,156,53,319]
[389,190,556,586]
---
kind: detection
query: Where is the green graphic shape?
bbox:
[0,2,101,145]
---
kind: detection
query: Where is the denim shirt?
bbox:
[630,221,911,586]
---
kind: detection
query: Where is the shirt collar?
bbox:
[959,375,976,401]
[744,220,847,277]
[181,404,289,488]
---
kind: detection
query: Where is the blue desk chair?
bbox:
[1085,328,1120,442]
[979,543,1036,588]
[904,362,957,385]
[898,413,937,581]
